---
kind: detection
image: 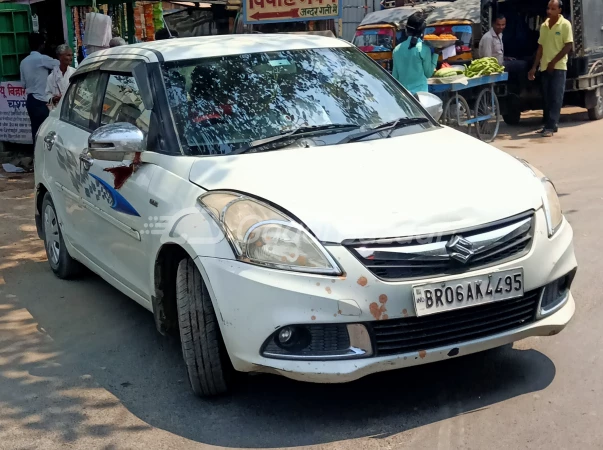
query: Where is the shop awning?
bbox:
[359,0,480,27]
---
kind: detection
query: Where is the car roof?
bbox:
[80,33,352,66]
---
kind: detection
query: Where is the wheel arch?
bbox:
[152,243,190,336]
[35,182,49,240]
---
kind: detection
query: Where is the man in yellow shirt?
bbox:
[528,0,573,137]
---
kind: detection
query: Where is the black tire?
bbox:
[41,193,80,279]
[176,258,232,397]
[502,109,522,125]
[587,87,603,120]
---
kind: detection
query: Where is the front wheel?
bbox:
[176,257,233,397]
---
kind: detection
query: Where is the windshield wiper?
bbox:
[337,117,429,144]
[234,124,360,154]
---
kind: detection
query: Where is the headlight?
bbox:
[541,179,563,236]
[518,159,563,236]
[198,192,341,275]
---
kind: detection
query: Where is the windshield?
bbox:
[161,46,428,156]
[353,29,395,52]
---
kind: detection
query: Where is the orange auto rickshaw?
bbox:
[354,0,480,70]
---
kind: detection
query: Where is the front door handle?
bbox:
[79,152,93,171]
[44,131,56,151]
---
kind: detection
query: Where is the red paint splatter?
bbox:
[311,315,316,321]
[357,276,368,287]
[369,301,388,320]
[418,350,427,359]
[325,287,332,294]
[379,294,388,304]
[402,308,408,317]
[103,152,142,189]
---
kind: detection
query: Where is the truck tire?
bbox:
[41,193,80,279]
[502,109,521,126]
[587,87,603,120]
[176,257,232,397]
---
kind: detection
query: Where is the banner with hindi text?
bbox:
[0,82,32,144]
[243,0,342,25]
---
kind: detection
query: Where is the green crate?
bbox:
[0,14,13,32]
[13,11,29,32]
[15,33,28,53]
[0,35,16,54]
[0,5,32,81]
[2,54,19,77]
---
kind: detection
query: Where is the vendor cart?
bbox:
[428,72,508,142]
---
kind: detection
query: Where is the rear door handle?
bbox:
[44,131,56,151]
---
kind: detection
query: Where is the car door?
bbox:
[43,70,104,255]
[76,70,158,300]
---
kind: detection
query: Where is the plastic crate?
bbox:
[0,4,32,81]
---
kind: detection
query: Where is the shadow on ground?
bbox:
[496,108,591,145]
[0,177,558,448]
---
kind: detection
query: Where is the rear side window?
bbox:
[100,74,150,135]
[61,72,103,130]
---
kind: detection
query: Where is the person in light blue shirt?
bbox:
[20,33,59,142]
[392,12,439,94]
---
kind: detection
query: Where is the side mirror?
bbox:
[416,91,443,122]
[87,123,145,162]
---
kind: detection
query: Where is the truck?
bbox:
[482,0,603,123]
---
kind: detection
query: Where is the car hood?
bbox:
[189,127,542,243]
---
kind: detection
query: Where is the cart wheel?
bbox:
[474,88,501,142]
[442,95,471,134]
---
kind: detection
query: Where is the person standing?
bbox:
[392,12,438,94]
[46,45,75,109]
[20,33,59,142]
[479,14,506,65]
[528,0,573,137]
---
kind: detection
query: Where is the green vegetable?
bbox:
[434,68,462,78]
[464,57,504,78]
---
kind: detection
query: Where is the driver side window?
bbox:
[100,74,150,136]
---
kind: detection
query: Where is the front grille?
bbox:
[262,324,350,357]
[370,290,540,356]
[345,211,534,280]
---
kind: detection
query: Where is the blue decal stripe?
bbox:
[89,174,141,217]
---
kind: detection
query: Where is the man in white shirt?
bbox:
[20,33,59,142]
[46,44,75,108]
[479,14,507,65]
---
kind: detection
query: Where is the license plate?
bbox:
[412,268,524,317]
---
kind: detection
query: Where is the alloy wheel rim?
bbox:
[44,205,60,266]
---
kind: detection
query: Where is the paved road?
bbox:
[0,109,601,449]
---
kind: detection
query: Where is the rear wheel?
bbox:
[474,88,501,142]
[41,193,80,279]
[176,257,233,397]
[587,87,603,120]
[502,109,522,126]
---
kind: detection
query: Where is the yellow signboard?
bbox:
[244,0,342,24]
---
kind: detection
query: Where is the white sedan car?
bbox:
[34,35,577,397]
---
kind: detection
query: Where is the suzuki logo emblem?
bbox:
[446,236,475,263]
